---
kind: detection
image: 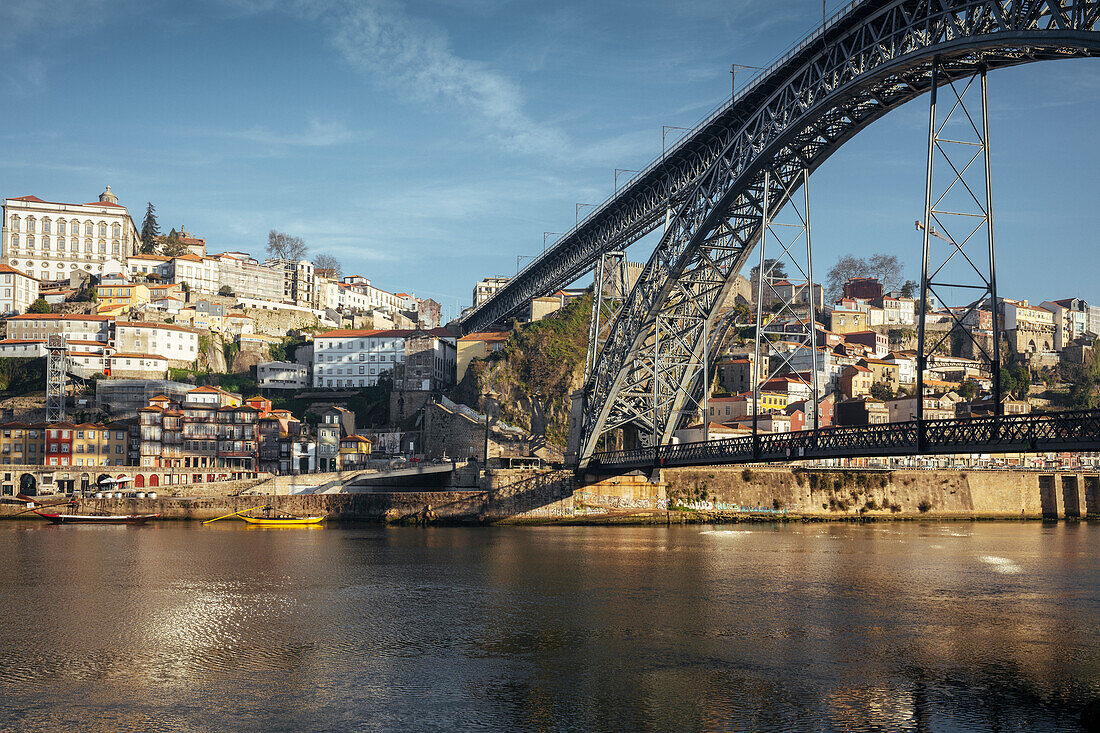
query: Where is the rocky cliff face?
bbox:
[452,294,592,449]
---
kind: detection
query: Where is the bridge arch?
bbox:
[576,1,1100,464]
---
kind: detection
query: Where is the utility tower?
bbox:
[45,335,67,424]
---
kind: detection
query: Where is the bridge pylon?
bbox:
[917,60,1002,449]
[752,167,819,455]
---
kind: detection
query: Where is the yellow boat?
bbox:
[239,514,324,526]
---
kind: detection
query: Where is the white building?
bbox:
[2,187,140,283]
[6,314,112,342]
[0,264,39,315]
[314,277,341,311]
[114,322,199,364]
[340,275,403,313]
[1041,298,1090,351]
[257,361,310,389]
[881,295,916,325]
[210,252,283,302]
[338,283,372,312]
[268,259,316,306]
[473,276,509,308]
[312,327,456,390]
[168,254,220,295]
[0,340,46,359]
[127,254,172,281]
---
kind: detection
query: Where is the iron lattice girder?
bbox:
[577,1,1100,464]
[586,410,1100,472]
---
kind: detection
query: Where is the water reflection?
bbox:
[0,521,1096,731]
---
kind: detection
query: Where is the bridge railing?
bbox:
[586,410,1100,471]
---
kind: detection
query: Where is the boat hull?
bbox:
[33,511,160,525]
[239,516,324,526]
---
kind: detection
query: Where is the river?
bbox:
[0,521,1096,731]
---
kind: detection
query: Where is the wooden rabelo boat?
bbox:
[33,511,160,525]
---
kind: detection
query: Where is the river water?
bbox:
[0,521,1096,732]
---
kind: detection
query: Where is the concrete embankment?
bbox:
[2,466,1096,524]
[661,466,1100,520]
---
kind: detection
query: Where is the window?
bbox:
[98,223,106,237]
[112,224,120,237]
[9,216,18,231]
[10,235,17,249]
[27,236,34,249]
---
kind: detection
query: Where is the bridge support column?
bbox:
[917,60,1001,451]
[753,167,819,437]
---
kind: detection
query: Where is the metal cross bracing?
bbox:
[586,409,1100,472]
[584,250,629,384]
[753,167,819,441]
[461,0,1100,339]
[917,61,1001,441]
[571,0,1100,467]
[45,335,67,424]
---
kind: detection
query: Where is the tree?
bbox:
[867,253,904,292]
[749,258,788,283]
[899,279,918,298]
[957,378,979,401]
[313,253,341,278]
[218,285,235,297]
[267,230,308,261]
[160,231,189,258]
[27,298,51,314]
[139,203,161,255]
[825,254,868,302]
[869,381,894,401]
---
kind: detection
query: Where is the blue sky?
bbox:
[1,0,1098,322]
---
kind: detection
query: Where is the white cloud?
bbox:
[313,0,568,156]
[220,118,356,147]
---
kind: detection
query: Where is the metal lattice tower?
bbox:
[584,250,629,383]
[917,61,1001,443]
[45,335,67,424]
[753,168,819,438]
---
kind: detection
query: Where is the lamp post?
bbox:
[576,203,596,227]
[482,388,499,469]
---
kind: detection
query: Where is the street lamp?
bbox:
[482,388,499,468]
[576,203,597,227]
[543,232,563,251]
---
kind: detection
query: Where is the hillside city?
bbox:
[0,186,1097,492]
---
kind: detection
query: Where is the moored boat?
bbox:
[239,514,324,526]
[33,511,160,525]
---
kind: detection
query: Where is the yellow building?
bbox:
[339,435,373,469]
[97,280,149,311]
[457,331,510,381]
[70,423,130,467]
[0,422,45,465]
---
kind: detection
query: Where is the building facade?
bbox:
[2,187,139,283]
[312,328,457,390]
[0,264,39,315]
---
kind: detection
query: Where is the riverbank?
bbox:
[1,465,1096,524]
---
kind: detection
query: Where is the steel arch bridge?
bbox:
[458,0,1100,467]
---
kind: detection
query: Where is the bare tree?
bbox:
[313,253,341,278]
[867,253,904,292]
[267,229,308,261]
[825,254,868,302]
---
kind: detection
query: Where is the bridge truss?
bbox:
[458,0,1100,468]
[577,0,1100,466]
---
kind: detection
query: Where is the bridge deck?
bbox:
[586,411,1100,473]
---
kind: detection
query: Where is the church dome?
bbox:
[98,186,118,204]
